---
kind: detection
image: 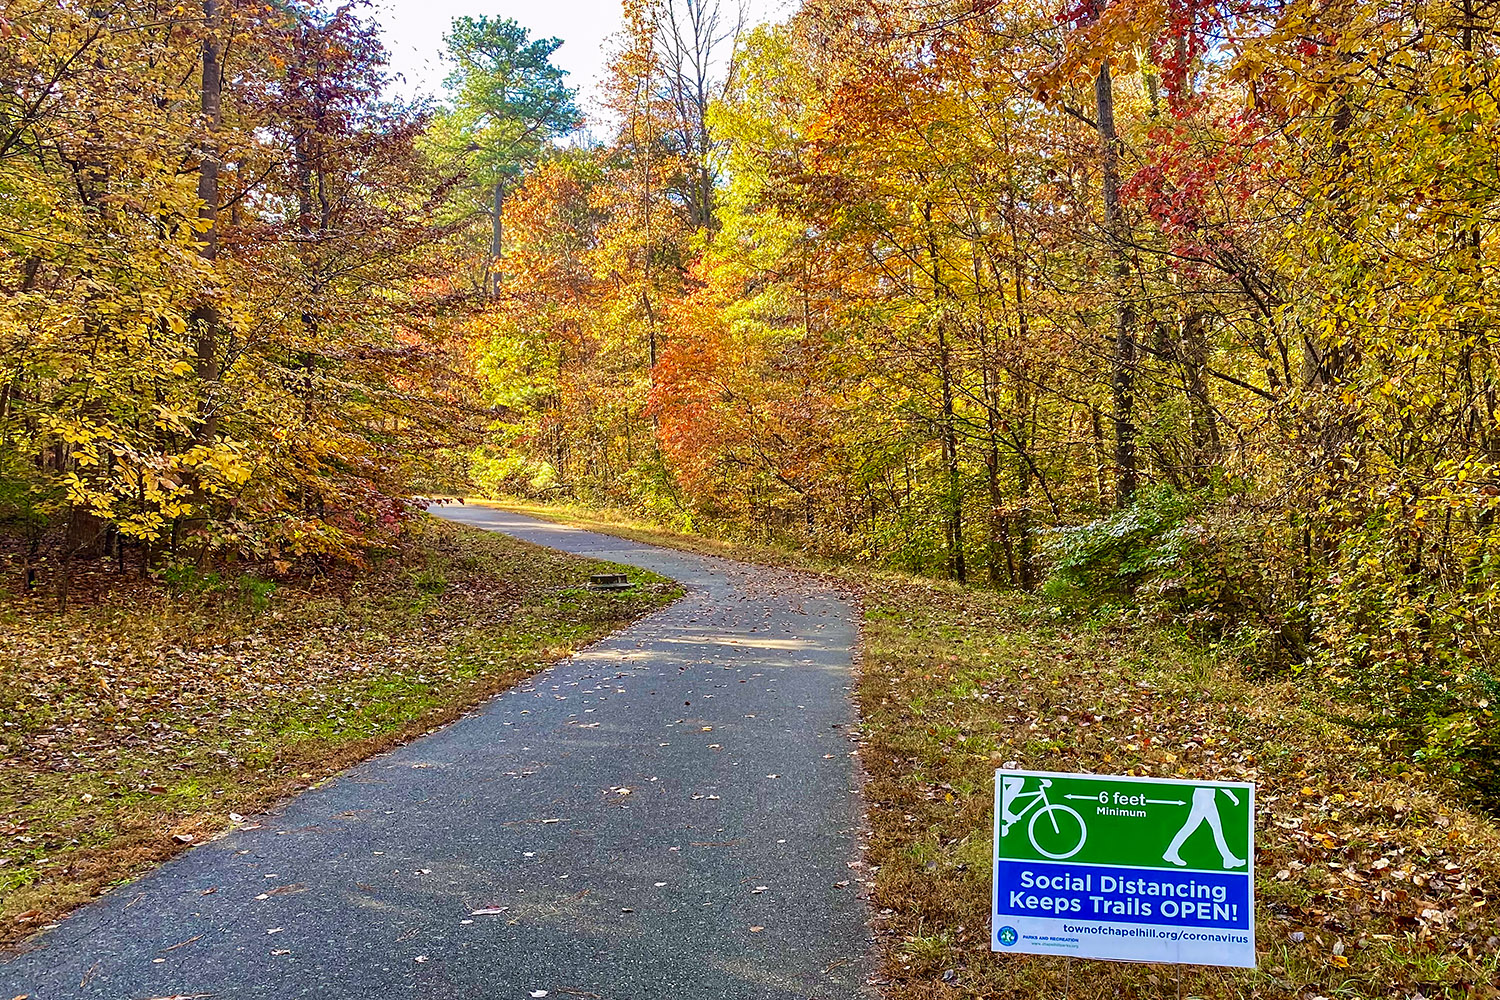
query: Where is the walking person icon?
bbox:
[1163,786,1246,869]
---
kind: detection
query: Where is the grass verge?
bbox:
[486,499,1500,1000]
[0,515,678,948]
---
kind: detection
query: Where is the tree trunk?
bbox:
[1094,55,1139,506]
[1010,256,1036,590]
[1177,310,1221,480]
[936,312,966,584]
[491,180,504,299]
[183,0,223,554]
[191,0,223,442]
[979,320,1009,587]
[925,201,965,583]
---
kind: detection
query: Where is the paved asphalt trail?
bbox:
[4,505,874,999]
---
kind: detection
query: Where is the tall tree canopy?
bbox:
[5,0,1500,797]
[0,1,575,592]
[471,0,1500,798]
[435,17,579,297]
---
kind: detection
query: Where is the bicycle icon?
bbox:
[1000,776,1088,859]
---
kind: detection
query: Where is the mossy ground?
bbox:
[0,515,678,947]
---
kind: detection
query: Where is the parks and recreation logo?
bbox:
[997,926,1019,947]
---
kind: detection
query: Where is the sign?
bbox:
[992,769,1255,968]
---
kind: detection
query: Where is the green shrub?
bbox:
[1043,485,1203,607]
[236,575,278,612]
[161,565,223,595]
[1042,486,1291,647]
[159,566,277,613]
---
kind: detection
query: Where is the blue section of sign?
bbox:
[995,860,1251,930]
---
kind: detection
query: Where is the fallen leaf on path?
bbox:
[259,884,307,898]
[159,934,202,953]
[749,926,764,932]
[470,907,509,915]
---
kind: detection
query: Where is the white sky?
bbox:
[370,0,795,128]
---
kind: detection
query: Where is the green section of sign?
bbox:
[996,770,1252,873]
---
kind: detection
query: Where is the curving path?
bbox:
[4,505,873,999]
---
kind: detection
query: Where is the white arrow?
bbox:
[1063,794,1187,806]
